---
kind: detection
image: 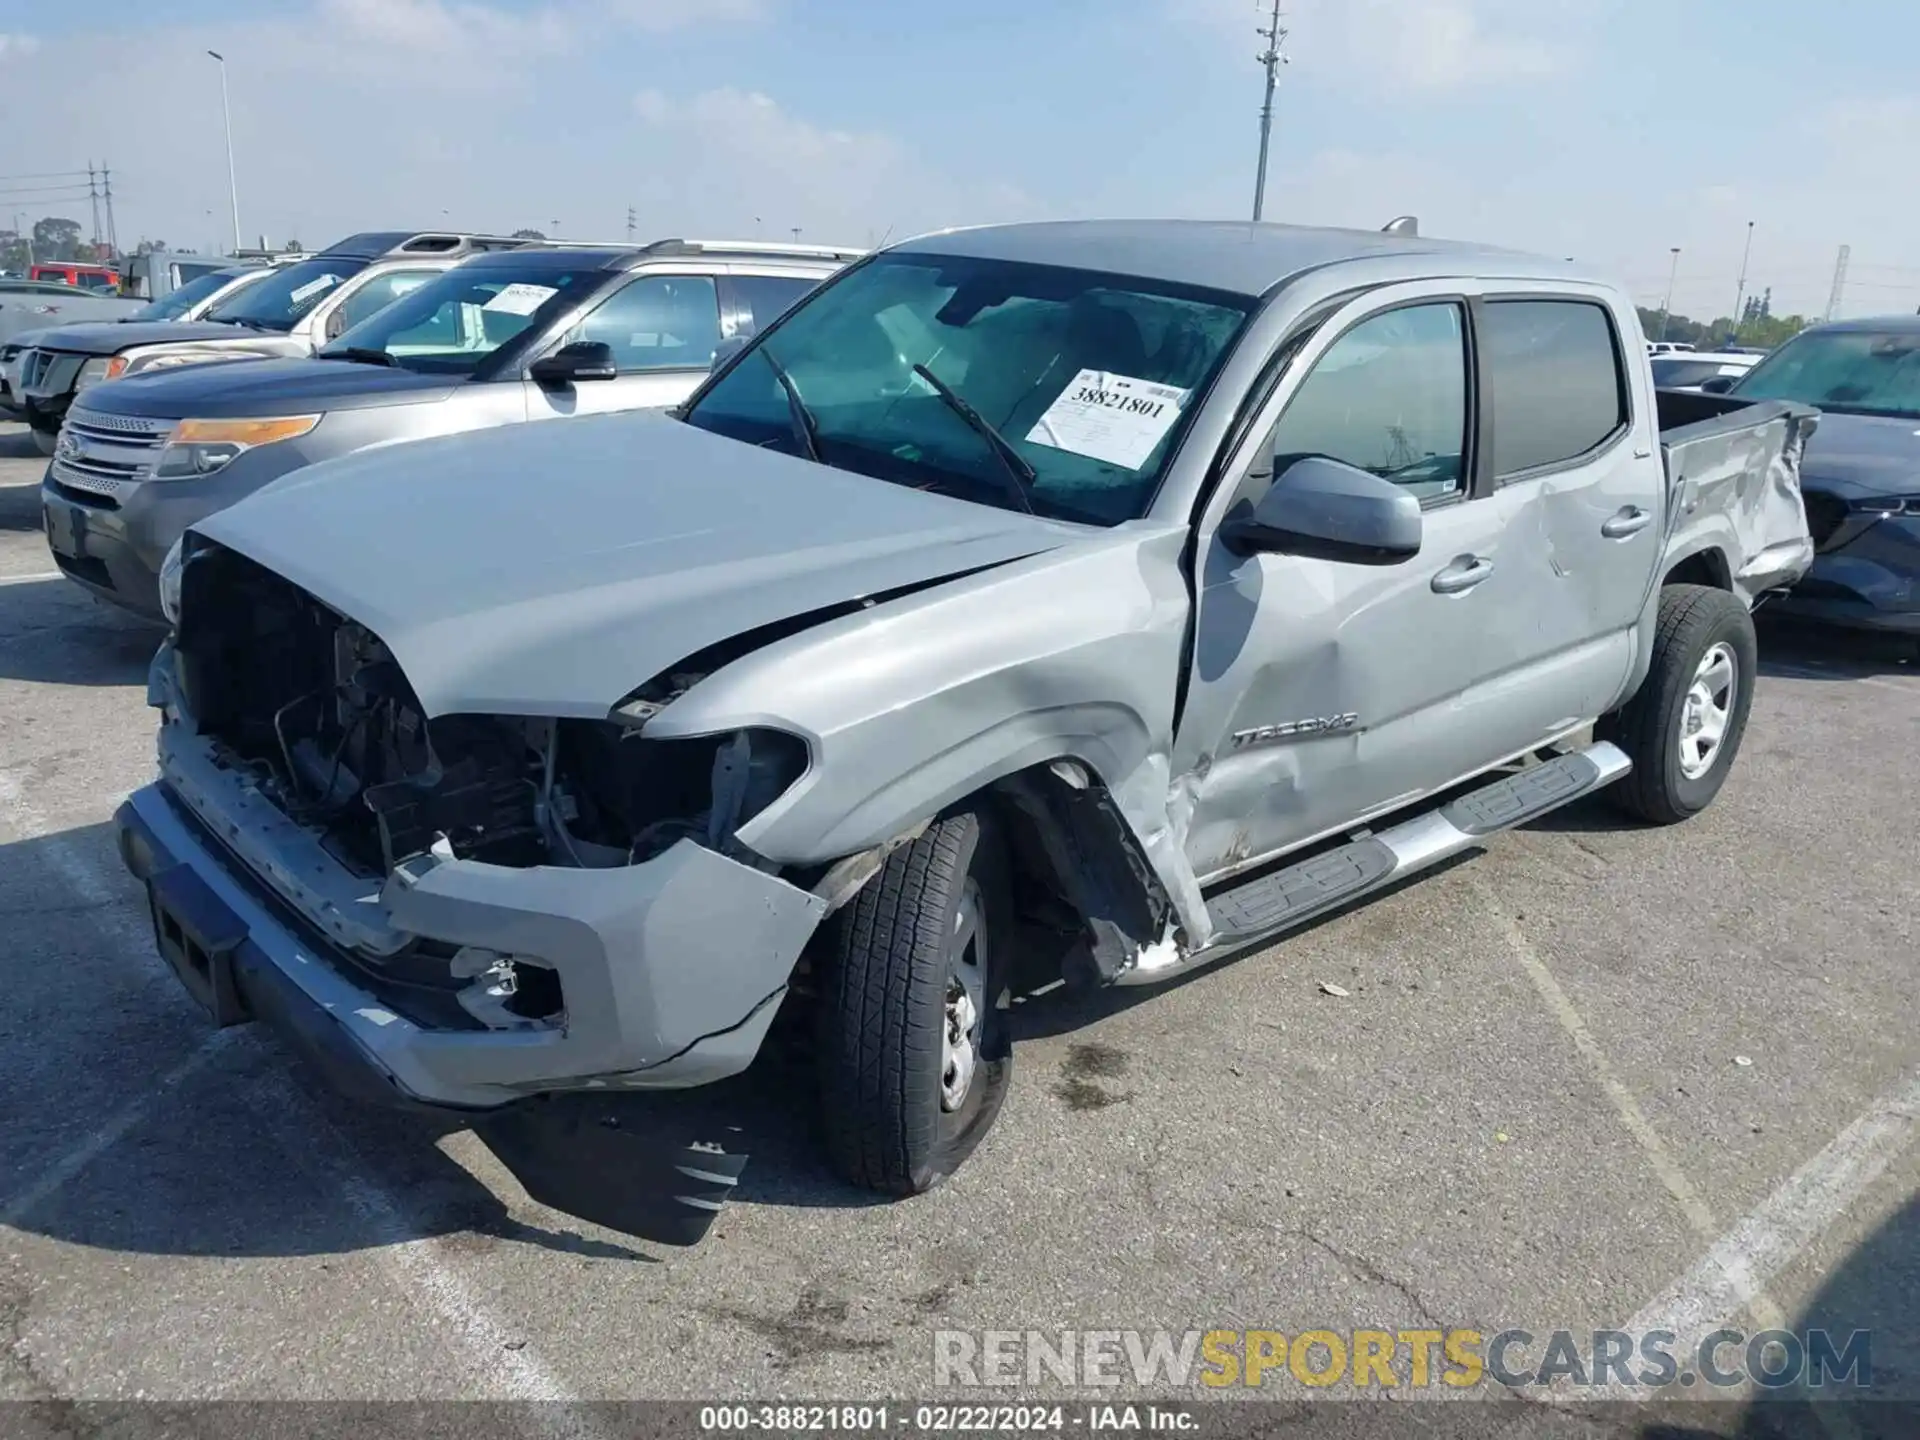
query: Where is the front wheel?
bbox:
[1602,584,1758,824]
[815,810,1012,1195]
[30,427,57,457]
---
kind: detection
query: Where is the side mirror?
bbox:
[529,340,618,386]
[1219,455,1424,564]
[1699,375,1736,395]
[324,308,349,341]
[710,335,750,370]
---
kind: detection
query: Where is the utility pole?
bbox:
[13,213,29,266]
[1657,247,1681,342]
[1730,220,1754,341]
[101,165,119,257]
[86,161,104,255]
[626,206,637,242]
[791,226,802,242]
[1825,244,1850,322]
[1251,0,1288,222]
[208,52,242,252]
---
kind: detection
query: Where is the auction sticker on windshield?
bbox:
[483,283,558,316]
[289,275,342,304]
[1026,370,1189,470]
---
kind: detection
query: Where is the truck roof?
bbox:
[894,219,1567,299]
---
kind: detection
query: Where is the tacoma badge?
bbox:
[1231,713,1361,750]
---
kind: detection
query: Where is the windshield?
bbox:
[208,256,370,332]
[1732,327,1920,419]
[321,263,606,375]
[145,269,249,321]
[682,252,1255,525]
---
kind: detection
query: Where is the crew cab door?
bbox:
[523,272,725,420]
[1175,281,1635,883]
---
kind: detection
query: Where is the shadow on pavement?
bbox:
[0,577,163,685]
[0,425,46,462]
[1757,611,1918,680]
[0,465,48,531]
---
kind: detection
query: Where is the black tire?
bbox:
[30,427,57,457]
[1601,584,1758,825]
[816,810,1013,1196]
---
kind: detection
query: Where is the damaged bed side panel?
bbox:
[643,524,1214,947]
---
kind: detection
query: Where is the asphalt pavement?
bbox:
[1,421,1914,1429]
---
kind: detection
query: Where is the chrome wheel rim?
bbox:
[940,878,987,1113]
[1678,642,1737,780]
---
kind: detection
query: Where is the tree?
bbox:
[0,230,27,273]
[32,217,84,263]
[135,238,170,256]
[511,228,547,240]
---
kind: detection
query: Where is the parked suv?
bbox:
[43,239,852,617]
[118,220,1815,1239]
[15,231,529,451]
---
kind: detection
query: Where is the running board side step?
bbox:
[1117,742,1631,985]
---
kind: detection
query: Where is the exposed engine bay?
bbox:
[173,545,805,885]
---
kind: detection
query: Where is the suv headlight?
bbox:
[129,351,242,378]
[153,415,321,480]
[158,536,186,627]
[73,356,129,393]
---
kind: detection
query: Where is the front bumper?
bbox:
[40,444,310,619]
[115,721,828,1111]
[1771,512,1920,635]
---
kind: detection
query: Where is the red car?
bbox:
[28,262,120,294]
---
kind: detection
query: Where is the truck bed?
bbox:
[1655,389,1820,608]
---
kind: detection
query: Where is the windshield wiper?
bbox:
[911,363,1036,515]
[760,349,821,463]
[318,346,398,368]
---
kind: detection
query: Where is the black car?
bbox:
[1715,316,1920,641]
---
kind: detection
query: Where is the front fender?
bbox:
[641,523,1210,936]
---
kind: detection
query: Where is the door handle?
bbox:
[1431,556,1494,595]
[1602,505,1654,539]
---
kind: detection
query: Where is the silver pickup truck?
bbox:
[114,219,1815,1233]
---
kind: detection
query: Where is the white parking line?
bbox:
[0,762,590,1411]
[0,1033,235,1228]
[1471,875,1724,1241]
[1620,1071,1919,1364]
[0,570,62,587]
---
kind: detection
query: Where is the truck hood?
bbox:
[31,319,255,357]
[194,411,1076,719]
[83,356,459,419]
[1798,411,1920,500]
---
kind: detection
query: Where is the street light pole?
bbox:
[1731,221,1755,341]
[1658,247,1681,342]
[207,51,241,253]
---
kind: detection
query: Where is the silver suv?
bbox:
[43,239,853,616]
[16,231,530,450]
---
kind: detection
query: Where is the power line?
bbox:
[0,169,92,181]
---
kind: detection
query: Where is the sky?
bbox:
[2,0,1916,322]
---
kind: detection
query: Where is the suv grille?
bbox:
[19,349,52,391]
[48,409,176,502]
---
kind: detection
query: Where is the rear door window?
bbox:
[724,274,823,339]
[1482,300,1629,477]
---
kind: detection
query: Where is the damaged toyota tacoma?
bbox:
[116,219,1818,1218]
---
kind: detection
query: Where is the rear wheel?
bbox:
[1602,584,1757,824]
[816,810,1012,1195]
